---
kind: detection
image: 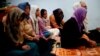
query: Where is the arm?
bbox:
[61,20,64,26]
[19,21,38,41]
[81,34,97,47]
[81,34,91,41]
[46,19,51,29]
[38,18,47,31]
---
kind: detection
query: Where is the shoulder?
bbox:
[49,15,56,22]
[63,17,78,29]
[49,15,55,19]
[65,17,76,25]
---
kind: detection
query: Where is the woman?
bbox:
[41,9,51,29]
[30,5,39,35]
[61,7,96,49]
[38,9,51,40]
[73,1,89,33]
[5,2,39,56]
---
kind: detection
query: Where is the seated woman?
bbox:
[61,7,96,49]
[38,9,51,40]
[30,5,39,35]
[5,2,39,56]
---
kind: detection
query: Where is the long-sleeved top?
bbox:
[38,17,47,37]
[61,17,85,48]
[42,18,50,27]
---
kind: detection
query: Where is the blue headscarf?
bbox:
[18,2,30,11]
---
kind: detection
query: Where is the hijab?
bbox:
[73,2,81,11]
[30,5,39,34]
[73,7,87,32]
[18,2,31,21]
[6,7,23,44]
[18,2,30,11]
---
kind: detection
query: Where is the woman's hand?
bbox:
[82,34,90,41]
[82,34,97,47]
[88,40,97,47]
[34,35,40,41]
[22,45,31,50]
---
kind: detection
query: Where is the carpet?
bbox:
[51,47,100,56]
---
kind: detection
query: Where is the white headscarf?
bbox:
[73,2,81,11]
[30,5,39,34]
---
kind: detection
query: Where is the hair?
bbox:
[53,8,64,25]
[41,9,47,17]
[53,8,64,18]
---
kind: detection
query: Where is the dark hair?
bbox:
[53,8,64,18]
[53,8,64,26]
[41,9,47,17]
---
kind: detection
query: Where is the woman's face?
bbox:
[36,8,40,17]
[25,6,30,15]
[43,11,47,19]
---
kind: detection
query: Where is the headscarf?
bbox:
[18,2,30,11]
[6,7,23,44]
[73,1,87,11]
[80,0,87,9]
[73,2,81,11]
[73,1,88,32]
[30,5,39,34]
[73,7,87,32]
[18,2,31,21]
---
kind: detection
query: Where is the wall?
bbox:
[7,0,100,30]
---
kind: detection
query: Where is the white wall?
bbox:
[7,0,100,30]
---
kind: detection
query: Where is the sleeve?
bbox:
[38,18,47,31]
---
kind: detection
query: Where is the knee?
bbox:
[26,42,38,50]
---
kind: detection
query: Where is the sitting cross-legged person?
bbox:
[5,2,39,56]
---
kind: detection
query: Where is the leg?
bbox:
[25,42,40,56]
[6,50,26,56]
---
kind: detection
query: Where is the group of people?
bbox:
[0,1,99,56]
[0,2,63,56]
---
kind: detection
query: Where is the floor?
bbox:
[51,44,100,56]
